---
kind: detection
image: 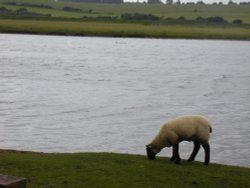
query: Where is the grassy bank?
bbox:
[0,150,249,188]
[1,18,250,40]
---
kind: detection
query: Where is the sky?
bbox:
[124,0,247,4]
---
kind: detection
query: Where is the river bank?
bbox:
[0,150,249,188]
[0,18,250,40]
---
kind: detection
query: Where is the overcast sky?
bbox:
[124,0,246,4]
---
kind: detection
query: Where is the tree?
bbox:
[233,19,242,24]
[197,1,205,4]
[148,0,162,4]
[228,0,237,4]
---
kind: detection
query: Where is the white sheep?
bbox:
[146,115,212,165]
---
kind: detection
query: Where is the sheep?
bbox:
[146,115,212,165]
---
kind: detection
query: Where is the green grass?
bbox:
[0,151,249,188]
[0,18,250,40]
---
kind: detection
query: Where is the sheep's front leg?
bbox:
[188,141,200,162]
[170,146,175,161]
[172,143,181,164]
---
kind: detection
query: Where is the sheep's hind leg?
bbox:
[201,142,210,165]
[173,143,181,164]
[188,141,200,162]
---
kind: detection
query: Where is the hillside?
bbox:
[0,0,250,23]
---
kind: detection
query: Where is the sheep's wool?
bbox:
[151,115,212,148]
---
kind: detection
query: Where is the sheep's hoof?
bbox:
[175,160,181,164]
[170,157,175,162]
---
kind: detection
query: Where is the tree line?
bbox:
[59,0,250,5]
[60,0,123,3]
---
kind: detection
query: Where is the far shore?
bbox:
[0,18,250,40]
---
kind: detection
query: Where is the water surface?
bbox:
[0,34,250,167]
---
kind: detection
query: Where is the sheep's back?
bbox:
[164,115,211,142]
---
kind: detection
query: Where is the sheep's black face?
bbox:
[146,145,156,160]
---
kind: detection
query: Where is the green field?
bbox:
[1,0,250,23]
[0,0,250,39]
[0,151,249,188]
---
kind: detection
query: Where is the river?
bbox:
[0,34,249,167]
